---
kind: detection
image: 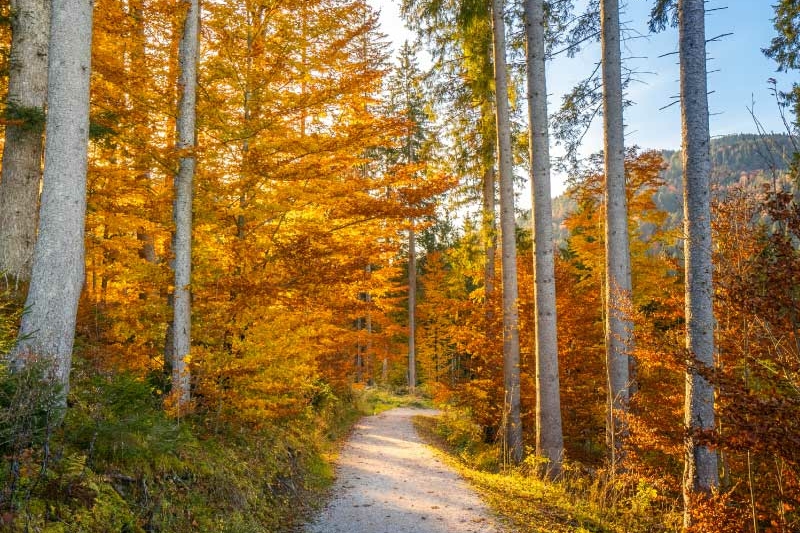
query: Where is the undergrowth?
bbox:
[0,358,359,532]
[0,290,433,532]
[413,407,683,533]
[0,288,363,533]
[0,293,428,533]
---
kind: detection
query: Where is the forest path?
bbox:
[304,407,505,533]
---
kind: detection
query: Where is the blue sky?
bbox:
[370,0,795,195]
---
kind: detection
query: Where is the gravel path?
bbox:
[305,407,505,533]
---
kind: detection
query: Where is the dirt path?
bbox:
[305,407,505,533]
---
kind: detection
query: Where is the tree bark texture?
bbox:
[524,0,564,477]
[408,227,417,393]
[491,0,523,465]
[171,0,199,407]
[11,0,93,400]
[0,0,50,283]
[679,0,719,524]
[600,0,633,471]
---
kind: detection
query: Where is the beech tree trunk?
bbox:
[600,0,633,471]
[408,226,417,393]
[679,0,719,525]
[0,0,50,284]
[491,0,523,465]
[170,0,199,408]
[11,0,93,401]
[524,0,564,477]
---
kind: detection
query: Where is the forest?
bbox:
[0,0,798,531]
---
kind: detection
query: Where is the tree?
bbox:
[491,0,523,464]
[678,0,719,524]
[523,0,563,476]
[400,0,497,305]
[764,0,800,136]
[10,0,94,400]
[385,42,430,393]
[600,0,633,470]
[0,0,50,284]
[170,0,199,408]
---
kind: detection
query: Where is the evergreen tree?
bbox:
[524,0,564,476]
[11,0,94,403]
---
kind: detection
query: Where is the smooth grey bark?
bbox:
[0,0,50,284]
[491,0,523,465]
[679,0,719,524]
[524,0,564,477]
[170,0,199,407]
[10,0,93,400]
[600,0,633,471]
[408,227,417,393]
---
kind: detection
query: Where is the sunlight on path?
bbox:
[305,407,506,533]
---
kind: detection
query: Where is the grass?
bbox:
[353,387,433,415]
[413,409,682,533]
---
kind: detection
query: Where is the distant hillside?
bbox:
[655,134,795,227]
[552,133,796,242]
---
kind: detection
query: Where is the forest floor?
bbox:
[303,407,507,533]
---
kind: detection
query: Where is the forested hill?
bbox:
[552,133,796,240]
[661,133,793,184]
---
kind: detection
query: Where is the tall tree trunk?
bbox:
[170,0,199,408]
[491,0,523,465]
[524,0,564,477]
[0,0,50,285]
[11,0,93,402]
[482,164,496,300]
[679,0,719,525]
[408,226,417,393]
[600,0,633,471]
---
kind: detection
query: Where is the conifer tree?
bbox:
[385,42,429,393]
[524,0,564,476]
[0,0,50,284]
[491,0,523,464]
[11,0,93,402]
[600,0,633,470]
[678,0,719,524]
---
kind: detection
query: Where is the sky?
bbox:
[369,0,795,196]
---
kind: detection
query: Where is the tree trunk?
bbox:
[482,164,496,300]
[0,0,50,285]
[524,0,564,477]
[679,0,719,525]
[170,0,199,408]
[491,0,523,465]
[11,0,93,402]
[408,226,417,393]
[600,0,633,471]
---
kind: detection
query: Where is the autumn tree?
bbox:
[168,0,200,408]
